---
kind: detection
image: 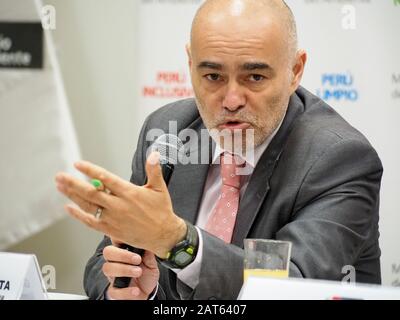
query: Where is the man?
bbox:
[56,0,383,300]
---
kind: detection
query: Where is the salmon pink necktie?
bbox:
[205,153,243,243]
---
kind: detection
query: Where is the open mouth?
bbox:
[218,121,251,130]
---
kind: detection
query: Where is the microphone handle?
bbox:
[113,162,174,289]
[113,245,144,288]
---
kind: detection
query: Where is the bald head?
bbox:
[191,0,298,61]
[187,0,306,151]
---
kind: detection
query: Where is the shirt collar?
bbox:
[211,119,283,168]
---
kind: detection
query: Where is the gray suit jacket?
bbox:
[83,86,383,300]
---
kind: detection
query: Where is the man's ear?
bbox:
[186,44,192,70]
[290,49,307,93]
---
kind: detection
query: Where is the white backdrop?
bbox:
[135,0,400,286]
[0,0,80,249]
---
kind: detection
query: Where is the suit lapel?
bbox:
[231,93,305,246]
[168,118,214,225]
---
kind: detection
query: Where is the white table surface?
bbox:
[47,292,88,300]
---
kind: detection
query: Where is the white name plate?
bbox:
[0,253,47,300]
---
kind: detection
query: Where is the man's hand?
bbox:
[103,241,159,300]
[55,151,187,258]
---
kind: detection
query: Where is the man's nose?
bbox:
[222,81,245,112]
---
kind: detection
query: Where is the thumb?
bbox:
[142,251,158,270]
[145,151,166,191]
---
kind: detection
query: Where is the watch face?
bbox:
[175,251,192,267]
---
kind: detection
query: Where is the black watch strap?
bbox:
[157,221,198,269]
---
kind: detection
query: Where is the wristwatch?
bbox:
[157,221,198,269]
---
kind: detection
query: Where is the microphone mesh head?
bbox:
[150,134,183,164]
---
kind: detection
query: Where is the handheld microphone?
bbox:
[113,134,183,288]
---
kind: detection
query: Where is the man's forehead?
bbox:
[191,29,284,69]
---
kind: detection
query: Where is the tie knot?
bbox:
[220,153,244,189]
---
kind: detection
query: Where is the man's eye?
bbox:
[249,74,265,82]
[205,74,221,81]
